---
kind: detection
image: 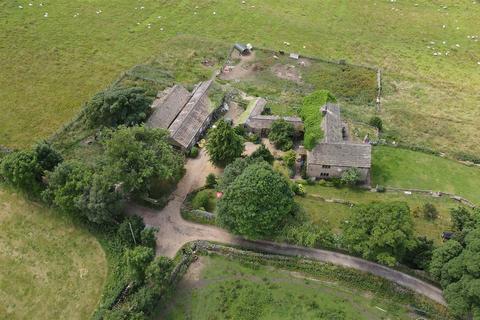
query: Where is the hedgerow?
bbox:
[300,90,336,150]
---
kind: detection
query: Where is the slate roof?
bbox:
[322,103,344,143]
[307,143,372,168]
[146,85,191,129]
[168,80,213,149]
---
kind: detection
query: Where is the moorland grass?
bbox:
[0,186,107,319]
[372,146,480,204]
[1,0,479,157]
[164,255,426,320]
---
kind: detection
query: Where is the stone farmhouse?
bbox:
[306,103,371,183]
[146,80,217,150]
[244,100,371,184]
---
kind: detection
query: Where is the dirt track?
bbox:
[128,148,446,306]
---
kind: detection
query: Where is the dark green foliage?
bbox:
[145,256,174,286]
[340,167,361,186]
[205,173,217,188]
[34,141,63,172]
[283,150,296,169]
[118,215,145,248]
[249,144,274,164]
[206,120,244,167]
[218,157,261,191]
[0,150,43,191]
[429,240,463,281]
[124,246,155,282]
[188,146,199,158]
[284,220,335,248]
[450,207,478,232]
[217,161,295,238]
[300,90,336,150]
[342,202,415,266]
[42,161,93,213]
[422,203,439,220]
[84,86,152,128]
[369,116,383,131]
[402,236,434,270]
[233,124,246,137]
[191,190,214,212]
[140,228,157,250]
[268,119,294,151]
[103,125,184,194]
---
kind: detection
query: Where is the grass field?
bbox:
[1,0,479,157]
[298,184,459,243]
[372,146,480,204]
[163,255,419,320]
[0,187,107,319]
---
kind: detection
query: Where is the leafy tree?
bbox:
[268,119,294,151]
[124,246,155,282]
[145,256,174,286]
[43,161,93,213]
[283,150,296,169]
[451,207,478,231]
[103,126,184,194]
[340,167,361,186]
[249,144,274,164]
[191,190,213,211]
[342,202,415,266]
[206,120,244,167]
[84,86,152,128]
[429,240,463,280]
[140,228,157,250]
[284,220,335,248]
[217,161,295,238]
[369,116,383,131]
[118,215,146,247]
[218,157,261,191]
[78,172,124,224]
[0,150,43,191]
[422,203,438,220]
[402,236,435,270]
[34,141,63,172]
[205,173,217,188]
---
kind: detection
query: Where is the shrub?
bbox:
[340,168,361,186]
[375,184,386,193]
[249,144,274,164]
[268,119,294,151]
[205,173,217,188]
[84,86,153,128]
[140,228,158,250]
[188,146,199,158]
[369,116,383,131]
[300,90,336,150]
[118,215,146,248]
[233,125,246,137]
[283,150,296,169]
[0,150,43,192]
[284,220,335,248]
[124,246,155,282]
[34,141,63,172]
[247,133,260,144]
[402,236,434,270]
[192,190,214,212]
[422,203,439,220]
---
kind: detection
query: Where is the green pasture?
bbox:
[0,187,107,319]
[1,0,479,157]
[163,255,419,320]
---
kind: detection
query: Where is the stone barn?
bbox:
[146,80,219,150]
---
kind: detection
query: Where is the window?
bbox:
[320,172,330,177]
[322,165,331,169]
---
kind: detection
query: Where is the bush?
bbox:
[283,150,296,169]
[205,173,217,188]
[192,190,215,212]
[375,185,386,193]
[206,120,244,167]
[284,221,335,248]
[290,183,306,196]
[247,133,260,144]
[188,146,199,158]
[118,215,146,248]
[402,236,434,270]
[124,246,155,282]
[268,119,294,151]
[369,116,383,131]
[422,203,439,220]
[34,141,63,172]
[0,150,43,192]
[340,168,361,186]
[249,144,274,164]
[140,228,158,250]
[84,86,153,128]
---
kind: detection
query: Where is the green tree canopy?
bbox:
[249,144,274,164]
[0,150,43,191]
[124,246,155,283]
[342,202,415,266]
[217,161,295,238]
[268,119,294,151]
[206,120,244,167]
[103,125,184,194]
[34,141,63,172]
[218,157,261,191]
[84,86,153,128]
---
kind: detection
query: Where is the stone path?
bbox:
[128,149,446,306]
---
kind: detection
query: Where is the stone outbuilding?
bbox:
[146,80,218,150]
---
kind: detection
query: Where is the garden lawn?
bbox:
[298,183,459,243]
[0,187,107,320]
[0,0,479,157]
[163,255,416,320]
[372,146,480,205]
